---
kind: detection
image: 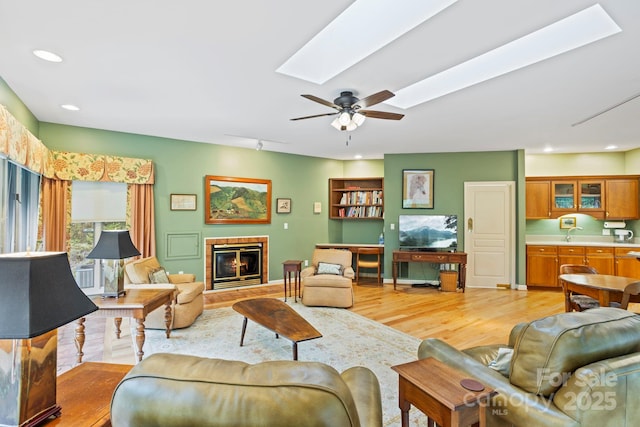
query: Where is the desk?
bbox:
[75,288,173,363]
[391,357,495,427]
[393,251,467,291]
[559,273,640,312]
[45,362,133,426]
[315,243,384,252]
[282,260,302,302]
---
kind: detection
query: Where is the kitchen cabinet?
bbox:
[614,248,640,279]
[526,245,558,287]
[525,181,551,218]
[329,177,384,220]
[606,179,639,219]
[551,179,605,218]
[526,175,640,220]
[584,246,614,275]
[527,244,637,287]
[558,246,585,270]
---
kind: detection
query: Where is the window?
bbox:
[0,157,41,254]
[69,181,127,294]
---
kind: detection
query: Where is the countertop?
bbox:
[526,235,640,248]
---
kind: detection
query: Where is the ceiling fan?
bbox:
[291,90,404,131]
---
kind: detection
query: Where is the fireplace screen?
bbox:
[212,244,262,289]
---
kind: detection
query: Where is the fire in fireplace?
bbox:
[212,243,262,289]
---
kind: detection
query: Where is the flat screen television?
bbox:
[398,214,458,251]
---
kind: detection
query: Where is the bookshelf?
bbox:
[329,177,384,220]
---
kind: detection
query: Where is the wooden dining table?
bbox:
[558,273,640,312]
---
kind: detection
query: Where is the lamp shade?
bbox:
[0,252,98,339]
[86,230,141,260]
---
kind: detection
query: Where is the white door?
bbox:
[463,181,515,288]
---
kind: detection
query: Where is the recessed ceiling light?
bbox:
[354,154,363,159]
[387,4,621,109]
[276,0,457,84]
[605,145,618,150]
[33,49,63,63]
[60,104,80,111]
[543,147,554,153]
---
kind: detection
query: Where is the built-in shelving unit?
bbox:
[329,177,384,220]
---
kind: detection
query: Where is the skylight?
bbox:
[387,4,621,109]
[276,0,458,84]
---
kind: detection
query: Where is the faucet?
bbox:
[565,226,583,242]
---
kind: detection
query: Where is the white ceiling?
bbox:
[1,0,639,160]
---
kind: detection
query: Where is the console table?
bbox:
[392,250,467,291]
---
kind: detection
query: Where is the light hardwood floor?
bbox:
[57,282,566,371]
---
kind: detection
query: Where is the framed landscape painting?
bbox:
[204,175,272,224]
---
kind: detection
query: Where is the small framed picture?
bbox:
[276,198,291,214]
[402,169,434,209]
[559,216,577,229]
[170,194,197,211]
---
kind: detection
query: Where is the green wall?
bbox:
[0,77,39,136]
[383,151,523,282]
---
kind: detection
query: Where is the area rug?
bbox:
[135,301,428,426]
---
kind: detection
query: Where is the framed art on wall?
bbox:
[276,198,291,214]
[402,169,434,209]
[204,175,272,224]
[170,194,197,211]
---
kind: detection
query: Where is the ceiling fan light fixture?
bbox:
[331,117,343,130]
[338,111,351,126]
[345,121,357,132]
[352,112,366,126]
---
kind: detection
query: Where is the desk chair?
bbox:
[355,247,382,285]
[559,264,599,311]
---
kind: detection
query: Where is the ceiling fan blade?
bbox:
[301,94,339,110]
[360,110,404,120]
[355,90,395,109]
[290,112,338,121]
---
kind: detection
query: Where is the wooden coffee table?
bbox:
[391,357,497,427]
[75,288,174,363]
[44,362,133,426]
[232,298,322,360]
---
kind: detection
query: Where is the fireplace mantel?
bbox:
[204,236,268,290]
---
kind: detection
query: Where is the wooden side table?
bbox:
[282,260,302,302]
[45,362,133,426]
[391,357,496,427]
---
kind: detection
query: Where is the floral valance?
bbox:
[0,104,154,184]
[49,151,154,184]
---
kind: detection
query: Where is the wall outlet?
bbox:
[284,222,288,229]
[390,223,395,230]
[304,260,309,267]
[602,228,611,235]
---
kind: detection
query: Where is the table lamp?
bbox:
[86,230,140,298]
[0,251,98,427]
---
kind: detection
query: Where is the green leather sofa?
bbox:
[418,308,640,427]
[110,353,382,427]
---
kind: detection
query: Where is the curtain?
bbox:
[128,183,155,257]
[40,178,71,251]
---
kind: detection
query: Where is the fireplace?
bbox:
[212,243,262,289]
[205,236,268,290]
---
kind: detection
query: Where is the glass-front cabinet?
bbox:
[551,179,605,218]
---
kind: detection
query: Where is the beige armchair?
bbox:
[123,256,204,329]
[301,249,354,308]
[111,353,383,427]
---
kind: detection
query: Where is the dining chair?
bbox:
[355,247,382,286]
[559,264,600,311]
[620,281,640,312]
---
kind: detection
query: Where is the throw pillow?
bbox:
[149,267,170,284]
[488,347,513,377]
[316,262,344,275]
